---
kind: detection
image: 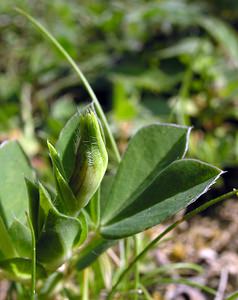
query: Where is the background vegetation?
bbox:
[0,0,238,299]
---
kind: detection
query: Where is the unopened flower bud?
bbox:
[70,109,108,209]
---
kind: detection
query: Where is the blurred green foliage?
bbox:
[0,0,238,170]
[0,1,237,298]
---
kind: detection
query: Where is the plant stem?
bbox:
[82,268,89,300]
[15,8,121,164]
[139,284,153,300]
[134,235,140,300]
[119,240,126,269]
[169,61,193,125]
[26,212,36,300]
[177,63,193,126]
[107,189,238,299]
[169,44,202,125]
[143,277,216,296]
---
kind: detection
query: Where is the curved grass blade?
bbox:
[15,8,120,164]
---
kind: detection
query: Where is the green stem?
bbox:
[118,239,126,292]
[139,284,153,300]
[169,45,202,125]
[119,240,126,269]
[26,212,36,300]
[143,278,216,296]
[82,268,89,300]
[15,8,121,164]
[107,189,238,299]
[178,64,193,126]
[169,62,193,125]
[21,83,35,141]
[134,235,140,300]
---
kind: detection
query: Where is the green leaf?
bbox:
[0,258,46,282]
[55,112,80,180]
[25,179,40,239]
[0,141,34,227]
[158,37,212,59]
[54,167,78,216]
[199,17,238,64]
[74,210,88,247]
[113,80,138,120]
[39,272,64,298]
[76,235,115,271]
[36,184,82,271]
[9,220,32,257]
[47,140,66,179]
[25,211,36,298]
[100,176,114,215]
[38,183,53,234]
[37,212,81,271]
[47,141,78,215]
[0,217,16,258]
[101,159,222,238]
[101,124,190,223]
[88,188,100,227]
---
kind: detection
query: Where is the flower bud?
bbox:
[70,109,108,209]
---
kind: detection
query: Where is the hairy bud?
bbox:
[70,109,108,209]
